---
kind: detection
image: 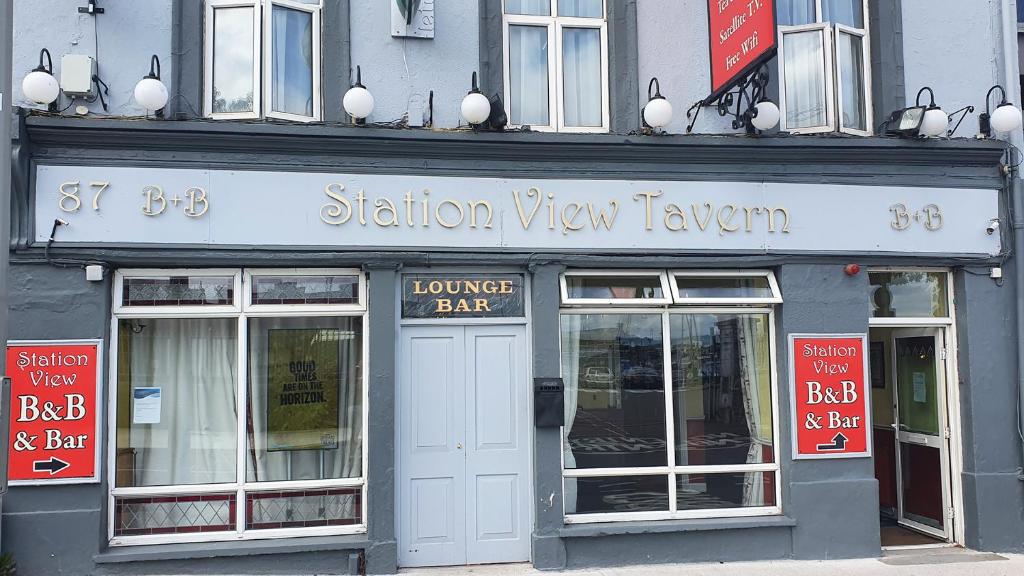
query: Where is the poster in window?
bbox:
[266,329,340,451]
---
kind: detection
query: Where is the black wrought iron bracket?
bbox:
[687,65,771,134]
[946,105,975,138]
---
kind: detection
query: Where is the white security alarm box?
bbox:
[60,54,96,97]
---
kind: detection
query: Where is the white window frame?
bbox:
[671,269,783,306]
[777,0,872,136]
[107,268,367,546]
[204,0,322,122]
[558,269,783,523]
[502,0,610,133]
[560,269,673,306]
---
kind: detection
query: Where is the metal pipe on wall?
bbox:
[999,0,1024,481]
[0,0,13,532]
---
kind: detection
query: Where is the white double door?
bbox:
[397,324,532,568]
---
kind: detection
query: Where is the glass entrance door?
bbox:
[891,328,951,540]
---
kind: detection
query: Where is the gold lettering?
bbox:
[633,191,662,231]
[412,281,428,295]
[474,299,491,312]
[422,189,430,227]
[436,199,465,228]
[428,281,443,294]
[512,188,542,229]
[499,280,513,294]
[717,204,740,235]
[692,202,713,231]
[547,193,556,229]
[744,206,762,232]
[373,198,400,227]
[436,299,453,313]
[320,183,352,225]
[587,201,619,231]
[454,300,471,313]
[468,200,494,229]
[765,206,791,233]
[463,280,480,293]
[481,280,498,294]
[561,203,585,235]
[404,191,415,227]
[445,280,460,294]
[355,189,367,225]
[664,203,688,231]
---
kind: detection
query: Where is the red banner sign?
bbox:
[7,341,102,484]
[789,335,872,459]
[707,0,777,101]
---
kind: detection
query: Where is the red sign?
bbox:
[7,341,102,484]
[789,335,872,459]
[707,0,777,101]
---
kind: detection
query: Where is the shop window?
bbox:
[777,0,871,135]
[502,0,610,132]
[561,271,671,304]
[204,0,322,122]
[559,270,781,522]
[110,269,365,545]
[869,271,950,319]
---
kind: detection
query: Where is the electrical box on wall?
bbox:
[60,54,96,97]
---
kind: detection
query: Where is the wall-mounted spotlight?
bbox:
[343,65,374,124]
[22,48,60,112]
[642,77,673,130]
[134,55,169,117]
[883,87,948,138]
[979,85,1023,137]
[461,72,492,127]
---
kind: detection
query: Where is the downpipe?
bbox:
[1000,0,1024,482]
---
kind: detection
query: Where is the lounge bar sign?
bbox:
[789,334,872,460]
[402,274,525,319]
[707,0,777,101]
[7,340,102,484]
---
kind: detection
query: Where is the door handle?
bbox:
[890,424,898,430]
[456,442,463,450]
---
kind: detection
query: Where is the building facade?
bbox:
[3,1,1024,575]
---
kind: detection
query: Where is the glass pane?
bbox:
[783,30,828,129]
[566,475,669,515]
[671,314,774,466]
[565,275,664,300]
[778,0,815,25]
[895,336,940,436]
[677,472,776,510]
[822,0,864,28]
[251,275,359,305]
[674,276,773,300]
[247,317,363,483]
[869,272,949,318]
[114,493,236,536]
[558,0,603,18]
[123,276,233,307]
[900,443,944,529]
[115,318,238,487]
[509,25,550,126]
[561,314,667,470]
[838,32,867,131]
[562,27,603,127]
[505,0,550,16]
[246,488,361,529]
[271,5,314,117]
[212,7,255,114]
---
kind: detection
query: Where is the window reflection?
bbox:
[869,272,948,318]
[212,7,255,114]
[271,5,314,117]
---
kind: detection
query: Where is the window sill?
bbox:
[93,534,370,564]
[558,515,796,538]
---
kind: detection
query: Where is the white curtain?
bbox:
[557,0,602,18]
[510,25,550,126]
[837,30,866,131]
[737,316,770,506]
[778,0,815,25]
[271,5,313,116]
[822,0,863,27]
[560,315,582,514]
[561,27,602,127]
[128,318,237,487]
[505,0,550,16]
[783,29,828,129]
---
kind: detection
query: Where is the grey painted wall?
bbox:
[12,0,172,116]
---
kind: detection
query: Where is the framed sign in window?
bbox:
[706,0,778,103]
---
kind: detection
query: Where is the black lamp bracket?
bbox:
[714,66,771,135]
[980,84,1011,138]
[78,0,104,15]
[946,105,975,137]
[915,86,937,109]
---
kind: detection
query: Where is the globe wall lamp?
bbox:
[915,87,949,138]
[461,72,492,127]
[714,67,779,135]
[134,55,169,117]
[980,85,1023,137]
[343,65,374,124]
[22,48,60,112]
[642,77,673,131]
[883,87,949,138]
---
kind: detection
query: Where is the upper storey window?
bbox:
[777,0,871,135]
[502,0,610,132]
[204,0,322,122]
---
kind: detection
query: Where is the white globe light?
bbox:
[343,86,374,120]
[461,92,491,125]
[990,103,1023,134]
[918,108,949,137]
[22,70,59,105]
[134,77,169,112]
[643,97,673,129]
[751,100,780,131]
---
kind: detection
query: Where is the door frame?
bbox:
[868,268,965,548]
[395,267,535,566]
